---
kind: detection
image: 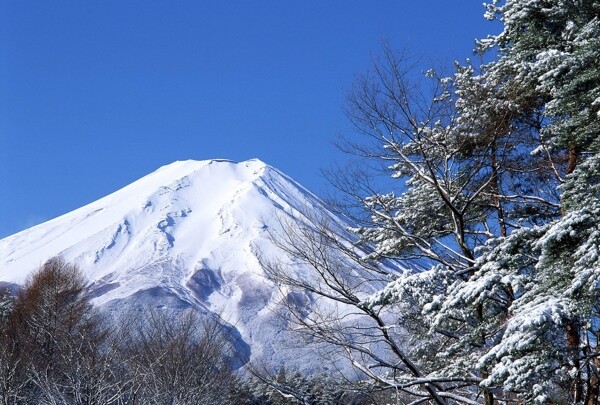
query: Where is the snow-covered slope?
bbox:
[0,158,343,372]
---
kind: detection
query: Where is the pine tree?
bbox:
[348,0,600,402]
[265,1,600,403]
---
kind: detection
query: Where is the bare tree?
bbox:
[1,258,251,404]
[117,308,243,405]
[0,288,29,405]
[1,258,128,404]
[261,212,478,405]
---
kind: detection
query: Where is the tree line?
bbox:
[0,258,399,404]
[0,257,246,404]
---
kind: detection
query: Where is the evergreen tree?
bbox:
[266,1,600,403]
[359,1,600,403]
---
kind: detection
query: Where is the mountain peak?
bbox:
[156,157,268,171]
[0,158,303,282]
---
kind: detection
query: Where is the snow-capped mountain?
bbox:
[0,158,344,373]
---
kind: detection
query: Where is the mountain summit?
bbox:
[0,159,337,372]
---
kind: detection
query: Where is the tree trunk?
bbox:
[566,146,578,176]
[490,145,507,237]
[587,363,600,405]
[483,389,494,405]
[566,323,583,402]
[478,303,494,405]
[586,331,600,405]
[564,146,582,402]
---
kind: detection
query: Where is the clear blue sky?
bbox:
[0,1,499,238]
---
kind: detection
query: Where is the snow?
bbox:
[0,158,342,373]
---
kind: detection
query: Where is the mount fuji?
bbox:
[0,158,348,373]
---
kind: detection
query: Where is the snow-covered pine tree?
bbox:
[357,0,600,403]
[433,1,600,402]
[268,1,599,403]
[482,0,600,160]
[347,41,560,405]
